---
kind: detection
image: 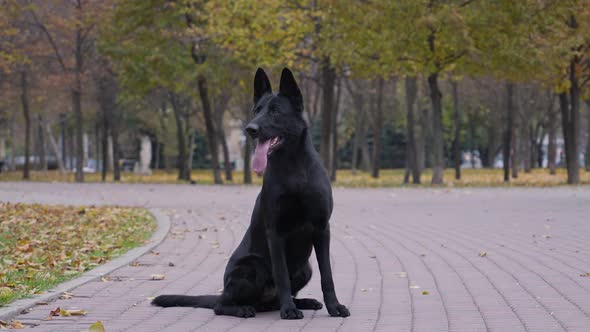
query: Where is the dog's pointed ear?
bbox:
[253,68,272,105]
[279,68,303,112]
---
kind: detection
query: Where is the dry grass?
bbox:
[1,168,589,187]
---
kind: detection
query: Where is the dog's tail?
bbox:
[151,295,219,308]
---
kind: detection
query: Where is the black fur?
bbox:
[152,68,350,320]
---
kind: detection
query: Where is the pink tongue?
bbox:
[252,139,271,176]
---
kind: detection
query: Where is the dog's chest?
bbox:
[272,191,328,234]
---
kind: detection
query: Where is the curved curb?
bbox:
[0,208,171,322]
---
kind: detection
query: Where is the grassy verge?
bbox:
[0,203,155,306]
[1,168,589,187]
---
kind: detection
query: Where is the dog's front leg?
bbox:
[267,231,303,319]
[313,227,351,317]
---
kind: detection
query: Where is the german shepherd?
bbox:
[152,68,350,320]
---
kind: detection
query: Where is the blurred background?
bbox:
[0,0,589,186]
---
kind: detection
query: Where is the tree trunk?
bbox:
[170,94,188,181]
[214,95,233,182]
[244,134,252,184]
[67,125,74,170]
[427,72,444,184]
[219,128,233,182]
[330,77,342,182]
[197,75,222,184]
[349,84,364,174]
[351,105,362,174]
[559,55,581,184]
[586,100,590,172]
[21,71,31,180]
[451,80,461,180]
[101,107,109,181]
[9,115,16,171]
[112,126,121,181]
[523,124,532,173]
[320,59,335,173]
[94,122,100,172]
[242,106,252,184]
[36,114,47,171]
[511,116,519,179]
[470,116,477,168]
[405,76,420,184]
[73,28,84,182]
[371,77,385,178]
[44,120,65,173]
[360,126,372,173]
[503,82,515,182]
[536,125,545,168]
[417,107,428,172]
[186,130,193,181]
[59,113,67,169]
[548,99,557,175]
[559,91,581,184]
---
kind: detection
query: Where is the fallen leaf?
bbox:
[86,321,105,332]
[60,309,87,316]
[479,251,487,257]
[409,284,420,289]
[168,262,175,267]
[60,292,74,300]
[580,272,590,277]
[422,291,429,295]
[9,321,24,329]
[151,274,165,280]
[393,272,408,278]
[48,307,61,318]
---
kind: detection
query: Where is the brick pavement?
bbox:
[1,183,589,331]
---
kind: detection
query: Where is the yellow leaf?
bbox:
[60,309,87,316]
[86,321,105,332]
[10,321,24,329]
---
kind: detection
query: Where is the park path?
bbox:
[1,182,590,332]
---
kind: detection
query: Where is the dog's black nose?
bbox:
[245,123,259,139]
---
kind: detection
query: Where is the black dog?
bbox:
[152,68,350,320]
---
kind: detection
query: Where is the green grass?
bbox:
[0,203,156,306]
[1,168,589,187]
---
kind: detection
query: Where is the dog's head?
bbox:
[246,67,307,176]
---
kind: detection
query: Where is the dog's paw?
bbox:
[236,305,256,318]
[294,298,323,310]
[280,306,304,319]
[326,303,350,317]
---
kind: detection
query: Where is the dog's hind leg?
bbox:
[293,298,323,310]
[290,262,323,310]
[290,262,312,295]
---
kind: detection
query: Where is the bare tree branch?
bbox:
[28,10,68,72]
